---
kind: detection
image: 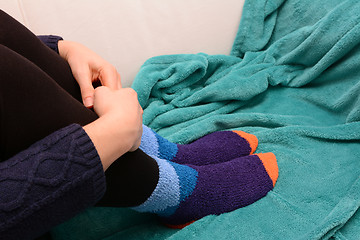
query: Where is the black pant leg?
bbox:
[0,9,82,102]
[0,44,97,160]
[0,10,159,208]
[0,44,158,208]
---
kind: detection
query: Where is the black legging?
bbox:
[0,10,158,207]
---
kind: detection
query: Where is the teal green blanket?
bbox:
[53,0,360,239]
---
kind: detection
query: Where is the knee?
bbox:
[0,10,28,46]
[0,9,14,22]
[0,9,7,17]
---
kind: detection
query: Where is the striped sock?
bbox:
[140,124,258,165]
[132,152,278,228]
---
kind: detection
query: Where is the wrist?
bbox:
[57,40,68,60]
[58,40,76,61]
[83,116,133,171]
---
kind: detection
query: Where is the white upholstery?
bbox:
[0,0,244,87]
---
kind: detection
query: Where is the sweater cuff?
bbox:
[37,35,63,54]
[74,124,107,202]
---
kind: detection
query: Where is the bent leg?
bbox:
[0,44,95,160]
[0,44,158,206]
[0,10,158,207]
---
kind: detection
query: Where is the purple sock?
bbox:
[140,125,258,165]
[163,153,278,228]
[133,151,278,228]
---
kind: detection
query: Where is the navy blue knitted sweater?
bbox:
[0,37,106,240]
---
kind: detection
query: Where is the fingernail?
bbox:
[84,97,93,108]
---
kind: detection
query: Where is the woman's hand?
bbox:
[93,86,143,152]
[83,87,143,170]
[58,40,121,108]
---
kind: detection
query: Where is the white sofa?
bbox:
[1,0,244,87]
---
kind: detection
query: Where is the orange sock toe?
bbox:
[255,153,278,187]
[164,220,195,229]
[233,130,258,154]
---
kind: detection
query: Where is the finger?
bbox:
[117,72,122,88]
[98,65,121,90]
[78,80,95,108]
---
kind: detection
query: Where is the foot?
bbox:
[140,125,258,165]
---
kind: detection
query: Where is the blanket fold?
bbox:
[131,0,360,239]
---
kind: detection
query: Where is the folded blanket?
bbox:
[52,0,360,239]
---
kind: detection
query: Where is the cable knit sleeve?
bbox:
[0,124,106,240]
[37,35,63,54]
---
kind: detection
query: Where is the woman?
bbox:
[0,10,278,240]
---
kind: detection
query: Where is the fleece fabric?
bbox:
[52,0,360,239]
[140,124,257,165]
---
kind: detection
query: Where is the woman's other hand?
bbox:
[83,87,143,170]
[58,40,121,108]
[93,86,143,152]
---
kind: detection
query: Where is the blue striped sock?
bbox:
[140,125,178,161]
[132,155,198,217]
[131,152,278,228]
